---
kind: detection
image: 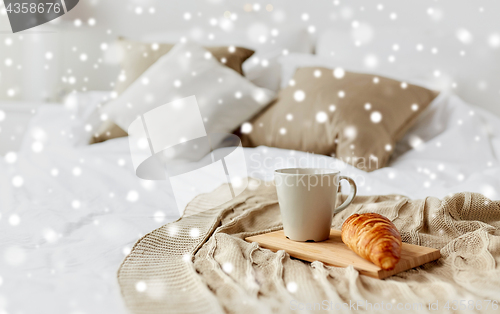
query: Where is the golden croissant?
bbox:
[341,213,402,270]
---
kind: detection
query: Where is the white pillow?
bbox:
[101,42,276,159]
[314,29,456,89]
[65,91,113,145]
[315,28,500,116]
[278,53,435,90]
[143,27,313,91]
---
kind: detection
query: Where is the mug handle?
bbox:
[333,176,357,214]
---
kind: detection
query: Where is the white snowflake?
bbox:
[316,111,328,123]
[153,211,165,223]
[4,152,17,163]
[126,190,139,202]
[488,33,500,48]
[135,281,147,292]
[293,90,305,102]
[222,262,233,274]
[12,175,24,187]
[190,228,200,238]
[344,126,357,139]
[9,214,20,226]
[364,54,378,68]
[370,111,382,123]
[333,67,345,79]
[456,28,473,44]
[286,281,298,293]
[71,200,81,209]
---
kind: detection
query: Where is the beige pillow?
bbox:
[114,38,255,95]
[240,67,438,171]
[90,120,128,144]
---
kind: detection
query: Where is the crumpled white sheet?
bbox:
[0,92,499,313]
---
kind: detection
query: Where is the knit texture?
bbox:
[117,179,500,313]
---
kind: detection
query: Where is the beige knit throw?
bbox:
[118,179,500,313]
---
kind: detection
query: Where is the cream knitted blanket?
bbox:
[118,179,500,313]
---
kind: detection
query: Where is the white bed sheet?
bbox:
[1,92,500,313]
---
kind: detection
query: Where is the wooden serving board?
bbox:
[245,229,440,279]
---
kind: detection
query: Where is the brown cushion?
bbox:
[89,120,128,144]
[113,38,255,95]
[240,67,438,171]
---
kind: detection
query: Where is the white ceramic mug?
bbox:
[274,168,357,242]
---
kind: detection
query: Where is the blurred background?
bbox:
[0,0,499,153]
[0,2,499,313]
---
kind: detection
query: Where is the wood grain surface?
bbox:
[246,229,440,279]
